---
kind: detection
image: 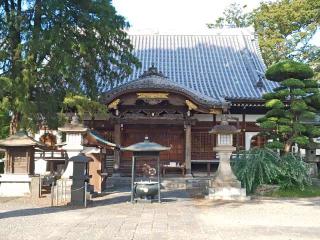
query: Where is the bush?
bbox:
[266,60,314,82]
[233,148,281,193]
[233,148,311,193]
[278,153,311,190]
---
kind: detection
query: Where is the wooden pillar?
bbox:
[4,151,9,173]
[212,114,217,159]
[185,124,191,175]
[242,107,246,149]
[26,149,29,175]
[114,123,121,172]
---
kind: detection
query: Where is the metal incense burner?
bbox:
[121,136,171,203]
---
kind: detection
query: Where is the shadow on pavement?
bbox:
[0,188,191,219]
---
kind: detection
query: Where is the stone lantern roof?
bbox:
[209,116,240,135]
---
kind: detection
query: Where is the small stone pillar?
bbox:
[208,115,249,201]
[31,175,41,198]
[305,144,319,177]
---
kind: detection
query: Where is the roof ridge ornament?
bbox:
[256,71,265,89]
[139,63,167,78]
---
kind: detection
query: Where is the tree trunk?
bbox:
[10,112,20,135]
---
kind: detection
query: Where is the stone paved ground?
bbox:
[1,189,320,240]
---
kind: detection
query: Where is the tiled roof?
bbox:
[0,131,44,147]
[113,29,278,100]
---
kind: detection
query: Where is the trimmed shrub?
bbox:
[266,60,314,82]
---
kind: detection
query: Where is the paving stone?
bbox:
[1,190,320,240]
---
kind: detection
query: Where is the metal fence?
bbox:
[50,179,71,206]
[50,179,88,207]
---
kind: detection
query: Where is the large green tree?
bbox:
[208,0,320,67]
[0,0,139,136]
[257,60,320,153]
[207,3,250,28]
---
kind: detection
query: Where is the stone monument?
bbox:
[70,155,90,206]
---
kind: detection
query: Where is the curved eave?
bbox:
[101,76,224,111]
[87,131,117,148]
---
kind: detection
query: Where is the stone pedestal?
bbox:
[208,146,249,201]
[0,174,31,197]
[208,187,248,200]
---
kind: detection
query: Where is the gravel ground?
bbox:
[1,190,320,240]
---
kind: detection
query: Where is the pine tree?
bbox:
[257,60,320,153]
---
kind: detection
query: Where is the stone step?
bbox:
[108,176,196,190]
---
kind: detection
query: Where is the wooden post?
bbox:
[51,184,54,207]
[84,181,87,208]
[185,124,191,175]
[5,151,9,173]
[242,107,246,149]
[114,123,121,172]
[212,114,217,159]
[207,114,218,176]
[131,156,135,203]
[26,150,29,175]
[157,156,161,203]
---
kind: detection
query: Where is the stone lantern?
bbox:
[208,115,248,200]
[58,114,88,179]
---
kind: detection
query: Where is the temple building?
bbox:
[0,29,280,196]
[90,28,278,176]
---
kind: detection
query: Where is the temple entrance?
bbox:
[119,124,184,175]
[122,124,184,162]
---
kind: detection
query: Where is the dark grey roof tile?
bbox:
[110,32,278,101]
